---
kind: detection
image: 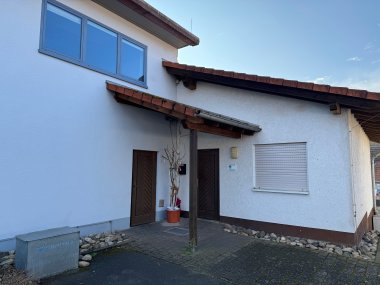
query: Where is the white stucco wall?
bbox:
[0,0,177,241]
[177,82,356,233]
[348,112,373,227]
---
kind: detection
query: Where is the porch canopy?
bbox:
[107,81,261,249]
[106,81,261,138]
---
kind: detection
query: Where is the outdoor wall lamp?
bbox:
[231,147,238,159]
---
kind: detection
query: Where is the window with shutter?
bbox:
[254,143,308,194]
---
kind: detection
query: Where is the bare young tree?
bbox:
[162,121,185,209]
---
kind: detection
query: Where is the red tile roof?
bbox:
[163,61,380,101]
[163,61,380,142]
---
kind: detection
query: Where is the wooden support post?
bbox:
[189,129,198,251]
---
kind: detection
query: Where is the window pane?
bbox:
[120,39,145,82]
[85,21,117,73]
[44,3,81,60]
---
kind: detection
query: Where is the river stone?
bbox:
[335,248,343,255]
[0,258,14,266]
[362,245,370,253]
[1,255,13,261]
[104,236,114,243]
[78,261,90,268]
[342,247,353,253]
[84,237,95,244]
[224,224,235,231]
[81,254,92,261]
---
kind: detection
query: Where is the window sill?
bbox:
[38,49,148,89]
[252,188,309,195]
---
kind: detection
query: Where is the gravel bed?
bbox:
[0,265,36,285]
[223,223,379,261]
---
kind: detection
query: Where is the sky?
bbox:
[146,0,380,92]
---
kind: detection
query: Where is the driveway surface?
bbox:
[43,219,380,284]
[42,248,226,285]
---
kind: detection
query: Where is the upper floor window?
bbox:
[40,0,147,87]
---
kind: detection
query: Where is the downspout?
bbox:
[348,110,358,231]
[348,129,358,231]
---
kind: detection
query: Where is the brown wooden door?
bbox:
[131,150,157,226]
[198,149,220,220]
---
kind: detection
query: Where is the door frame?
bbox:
[130,149,157,226]
[198,148,220,221]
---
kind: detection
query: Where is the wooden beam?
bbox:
[189,129,198,250]
[352,107,380,114]
[206,120,220,127]
[356,120,380,127]
[329,103,341,115]
[182,121,242,139]
[352,111,380,118]
[359,126,380,132]
[242,129,255,136]
[183,78,197,90]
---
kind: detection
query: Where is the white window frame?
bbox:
[253,142,309,195]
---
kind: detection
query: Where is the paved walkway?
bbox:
[42,248,227,285]
[44,219,380,284]
[125,219,380,284]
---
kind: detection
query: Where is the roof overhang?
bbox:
[91,0,199,48]
[106,81,261,139]
[163,61,380,142]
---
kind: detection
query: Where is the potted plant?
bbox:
[162,122,184,223]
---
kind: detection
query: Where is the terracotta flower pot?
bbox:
[166,209,180,223]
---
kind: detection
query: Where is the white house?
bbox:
[1,0,380,250]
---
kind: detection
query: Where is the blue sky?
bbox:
[146,0,380,92]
